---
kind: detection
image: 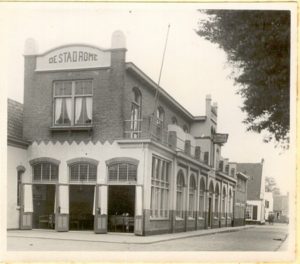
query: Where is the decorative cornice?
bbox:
[67,157,99,166]
[29,157,61,166]
[105,157,139,166]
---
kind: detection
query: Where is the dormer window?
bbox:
[53,80,93,127]
[183,125,189,133]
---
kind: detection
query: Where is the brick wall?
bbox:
[124,73,192,132]
[23,50,126,142]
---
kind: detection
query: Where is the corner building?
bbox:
[14,31,241,235]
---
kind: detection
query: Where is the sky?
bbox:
[0,2,296,194]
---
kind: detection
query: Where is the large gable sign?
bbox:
[36,45,111,71]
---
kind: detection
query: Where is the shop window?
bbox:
[176,170,185,218]
[150,156,170,218]
[246,204,253,219]
[188,174,197,218]
[32,162,58,182]
[130,88,142,138]
[70,162,97,182]
[108,163,137,182]
[198,178,205,218]
[53,80,93,126]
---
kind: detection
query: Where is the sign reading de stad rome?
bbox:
[36,45,111,71]
[48,51,98,64]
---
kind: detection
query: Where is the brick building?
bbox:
[7,31,246,235]
[237,160,266,224]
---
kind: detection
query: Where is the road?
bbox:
[7,224,288,251]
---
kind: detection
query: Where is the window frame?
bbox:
[107,162,137,183]
[53,79,93,127]
[130,88,142,138]
[188,174,197,218]
[198,178,206,218]
[32,162,59,183]
[176,170,185,219]
[69,162,97,183]
[150,156,170,219]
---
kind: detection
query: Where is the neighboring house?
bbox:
[264,192,274,221]
[233,171,248,226]
[7,99,29,229]
[237,160,265,224]
[8,31,245,236]
[273,193,289,223]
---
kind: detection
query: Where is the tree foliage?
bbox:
[197,10,290,146]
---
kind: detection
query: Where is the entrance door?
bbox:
[208,197,212,228]
[108,185,135,233]
[69,185,95,230]
[32,184,56,229]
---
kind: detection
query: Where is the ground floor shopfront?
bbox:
[11,139,238,236]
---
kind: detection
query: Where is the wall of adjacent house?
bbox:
[7,145,28,229]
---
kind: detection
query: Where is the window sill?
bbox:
[16,206,21,210]
[150,217,169,221]
[213,217,219,220]
[198,217,204,220]
[50,125,93,132]
[175,217,184,221]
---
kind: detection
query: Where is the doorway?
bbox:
[69,185,94,230]
[32,184,55,229]
[108,185,135,232]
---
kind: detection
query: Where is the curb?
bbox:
[8,226,253,245]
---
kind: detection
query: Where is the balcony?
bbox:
[123,116,209,165]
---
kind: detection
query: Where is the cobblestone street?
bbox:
[7,224,288,251]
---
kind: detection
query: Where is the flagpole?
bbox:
[153,24,171,116]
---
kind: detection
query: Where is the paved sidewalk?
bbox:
[8,225,253,244]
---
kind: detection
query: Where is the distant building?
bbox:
[264,192,274,221]
[237,160,265,224]
[273,193,289,223]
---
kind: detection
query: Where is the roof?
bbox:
[237,163,263,200]
[126,62,196,121]
[7,99,29,148]
[7,99,24,139]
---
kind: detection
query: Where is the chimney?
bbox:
[205,94,212,117]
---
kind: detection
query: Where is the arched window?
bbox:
[156,106,165,140]
[130,88,142,138]
[108,163,137,182]
[188,174,197,218]
[70,162,97,182]
[222,187,226,217]
[171,116,177,125]
[210,126,216,167]
[199,178,206,218]
[228,189,233,216]
[176,170,185,218]
[183,125,189,133]
[215,183,220,218]
[17,166,25,206]
[30,158,59,182]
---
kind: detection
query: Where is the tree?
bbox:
[265,176,280,196]
[197,10,290,147]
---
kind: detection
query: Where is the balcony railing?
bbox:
[123,116,209,165]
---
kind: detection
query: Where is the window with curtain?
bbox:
[199,178,205,218]
[130,88,142,138]
[32,162,59,182]
[70,162,97,182]
[188,175,197,218]
[150,156,170,218]
[176,170,185,218]
[53,80,93,126]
